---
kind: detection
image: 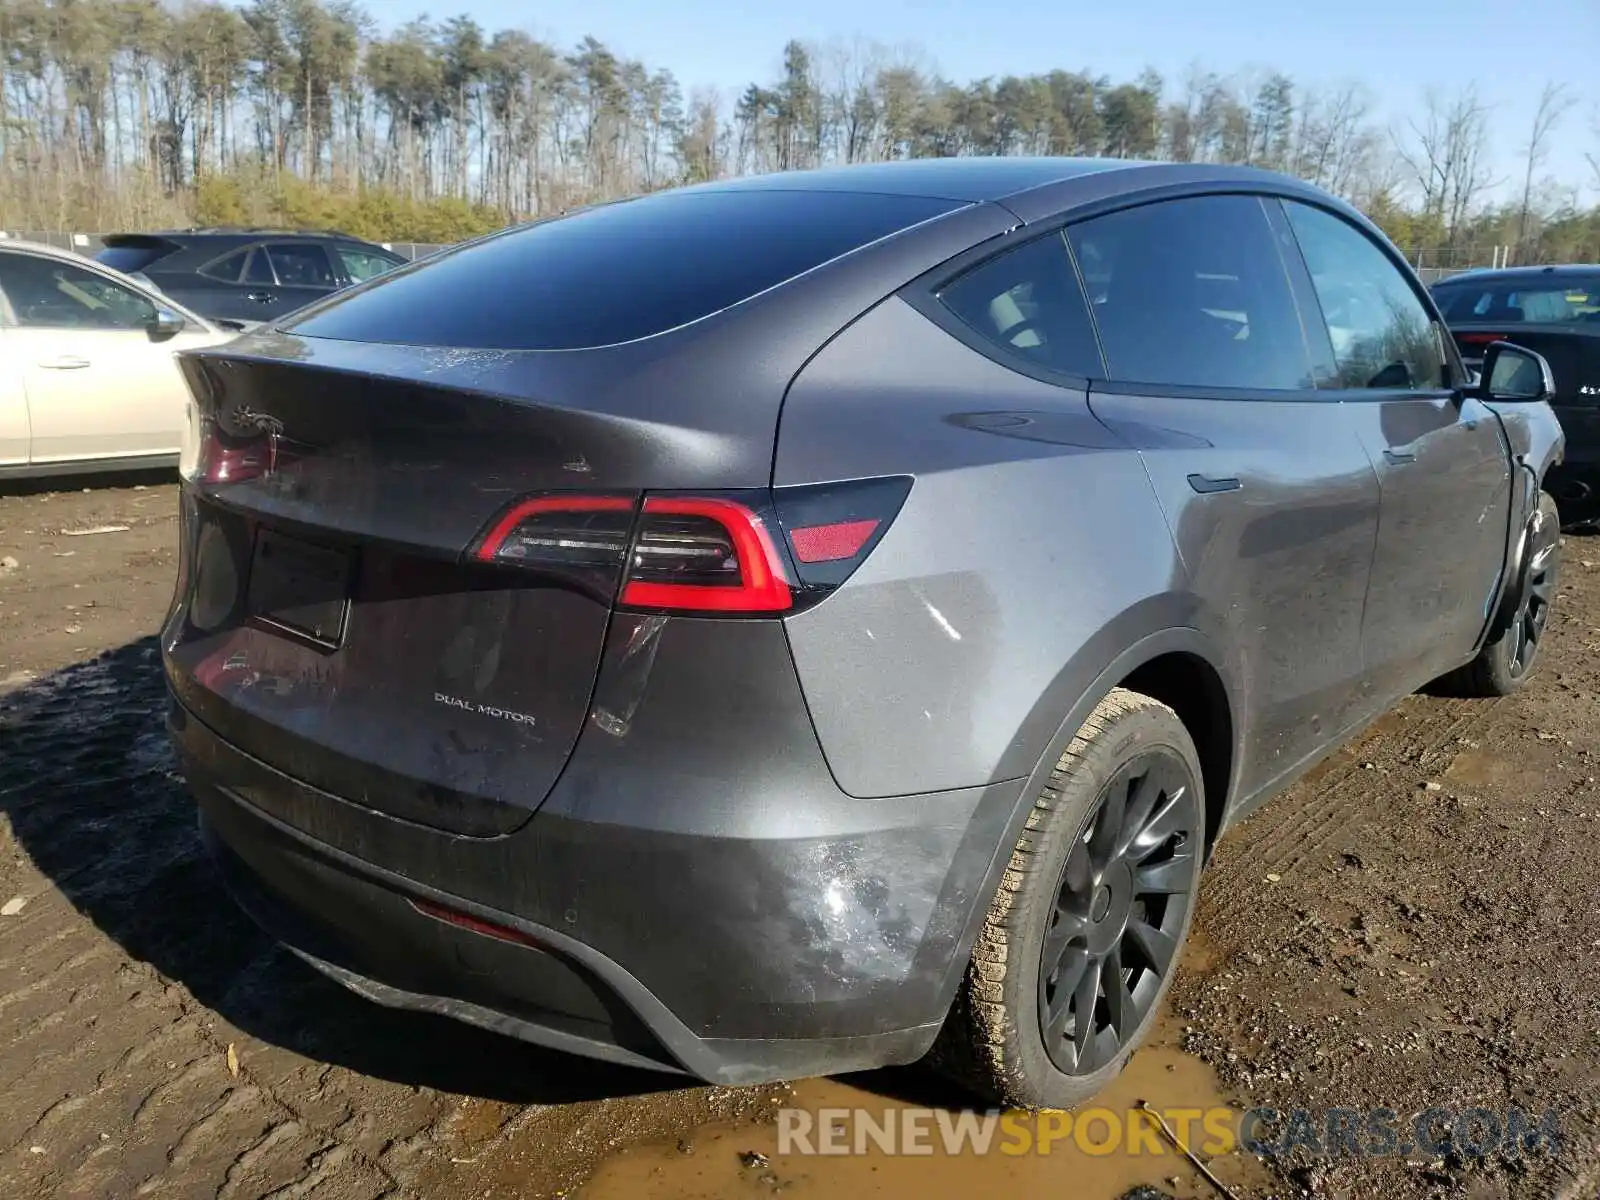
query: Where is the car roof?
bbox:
[1435,264,1600,286]
[686,156,1307,205]
[0,238,101,264]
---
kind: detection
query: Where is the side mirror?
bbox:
[1478,340,1554,402]
[148,306,186,342]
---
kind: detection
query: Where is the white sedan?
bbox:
[0,240,237,479]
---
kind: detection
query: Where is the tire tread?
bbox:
[935,687,1187,1108]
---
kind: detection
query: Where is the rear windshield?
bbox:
[1433,276,1600,325]
[95,243,175,274]
[287,189,964,350]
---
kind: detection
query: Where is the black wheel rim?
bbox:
[1510,521,1559,677]
[1038,751,1199,1076]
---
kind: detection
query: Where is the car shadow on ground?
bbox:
[0,466,176,498]
[0,637,697,1107]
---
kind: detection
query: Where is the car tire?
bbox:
[1438,490,1561,698]
[933,687,1205,1110]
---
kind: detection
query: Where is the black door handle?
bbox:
[1187,473,1242,494]
[1384,448,1418,465]
[244,290,275,303]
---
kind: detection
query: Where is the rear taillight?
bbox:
[621,496,792,613]
[471,477,911,615]
[473,495,637,601]
[181,417,272,484]
[1458,332,1510,345]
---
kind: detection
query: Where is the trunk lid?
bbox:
[163,332,777,836]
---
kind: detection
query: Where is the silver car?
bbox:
[0,240,235,478]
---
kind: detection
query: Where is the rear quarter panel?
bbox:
[776,295,1215,798]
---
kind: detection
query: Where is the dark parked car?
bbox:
[163,159,1563,1110]
[1433,265,1600,525]
[95,228,406,326]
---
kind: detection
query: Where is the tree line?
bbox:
[1,0,1596,262]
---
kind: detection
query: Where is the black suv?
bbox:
[95,228,407,326]
[1433,265,1600,525]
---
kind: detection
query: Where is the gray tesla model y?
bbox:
[164,157,1563,1108]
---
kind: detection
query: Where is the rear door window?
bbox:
[288,189,964,350]
[1066,195,1315,391]
[265,243,337,288]
[1283,201,1446,390]
[935,232,1101,377]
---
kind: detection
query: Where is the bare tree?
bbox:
[3,3,1600,263]
[1290,83,1375,198]
[1517,82,1575,253]
[1392,85,1502,245]
[1588,106,1600,191]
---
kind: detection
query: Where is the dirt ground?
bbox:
[1,476,1598,1200]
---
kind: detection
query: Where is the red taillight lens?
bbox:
[470,478,911,615]
[620,496,792,613]
[1458,332,1510,345]
[409,897,547,949]
[476,495,636,563]
[183,419,270,484]
[471,494,637,601]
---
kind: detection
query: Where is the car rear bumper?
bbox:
[173,695,1023,1085]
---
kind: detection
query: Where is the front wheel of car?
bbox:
[1439,490,1561,698]
[934,688,1205,1109]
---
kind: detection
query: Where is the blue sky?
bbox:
[462,0,1596,197]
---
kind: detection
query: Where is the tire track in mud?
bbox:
[1203,690,1508,929]
[0,644,403,1199]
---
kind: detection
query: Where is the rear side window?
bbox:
[266,244,336,288]
[337,247,400,281]
[95,242,174,274]
[1283,201,1445,390]
[1067,195,1315,391]
[936,233,1101,377]
[288,189,964,350]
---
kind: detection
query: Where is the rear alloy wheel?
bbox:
[1440,490,1561,697]
[935,689,1205,1109]
[1038,752,1197,1075]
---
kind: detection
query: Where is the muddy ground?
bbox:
[1,476,1597,1200]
